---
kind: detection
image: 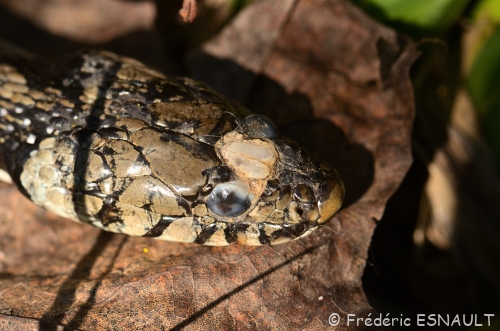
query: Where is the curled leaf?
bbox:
[179,0,198,23]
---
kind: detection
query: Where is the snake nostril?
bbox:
[296,207,304,216]
[293,184,315,204]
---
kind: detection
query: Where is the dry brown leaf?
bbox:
[0,0,156,44]
[0,0,418,329]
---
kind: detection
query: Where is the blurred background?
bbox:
[352,1,500,330]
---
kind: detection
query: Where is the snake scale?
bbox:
[0,49,344,246]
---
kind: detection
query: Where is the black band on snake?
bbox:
[0,50,344,246]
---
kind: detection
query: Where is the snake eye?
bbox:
[244,114,278,139]
[207,182,253,217]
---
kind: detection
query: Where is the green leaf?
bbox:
[473,0,500,24]
[353,0,470,32]
[468,27,500,163]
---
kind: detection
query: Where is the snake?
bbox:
[0,49,344,246]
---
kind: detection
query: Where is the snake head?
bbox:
[202,114,345,245]
[12,50,343,246]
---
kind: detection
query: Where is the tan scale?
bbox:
[78,150,112,182]
[44,87,62,97]
[38,164,61,187]
[59,99,75,108]
[0,64,26,84]
[103,99,113,109]
[2,82,29,93]
[73,193,104,221]
[0,100,13,110]
[62,172,75,190]
[104,201,162,236]
[115,117,148,131]
[167,94,184,102]
[203,223,229,246]
[118,176,187,216]
[235,223,261,246]
[0,119,9,130]
[84,85,99,103]
[110,130,128,140]
[20,137,79,221]
[246,201,276,223]
[192,203,208,216]
[56,137,79,154]
[261,223,282,238]
[80,132,105,150]
[262,188,280,202]
[103,140,151,177]
[98,177,114,195]
[28,89,49,101]
[151,101,226,138]
[55,152,76,174]
[44,187,77,220]
[7,72,26,84]
[130,128,218,196]
[306,205,321,222]
[276,189,292,210]
[0,86,13,99]
[264,209,286,225]
[81,104,92,112]
[10,93,34,106]
[268,234,297,246]
[197,215,217,226]
[107,50,167,82]
[35,101,54,111]
[156,217,201,243]
[97,177,132,196]
[5,114,24,126]
[109,81,131,94]
[296,227,319,241]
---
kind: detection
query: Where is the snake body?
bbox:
[0,50,344,245]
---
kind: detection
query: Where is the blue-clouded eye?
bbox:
[207,182,254,217]
[244,114,278,139]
